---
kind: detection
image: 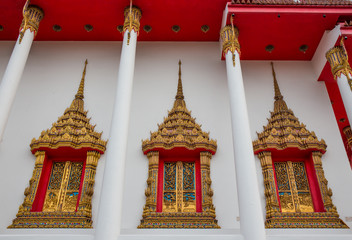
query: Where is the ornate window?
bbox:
[162,161,197,213]
[253,63,348,228]
[138,61,219,228]
[9,60,107,228]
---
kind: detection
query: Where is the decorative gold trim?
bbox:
[253,63,327,153]
[123,2,142,45]
[19,2,44,44]
[343,126,352,149]
[30,60,107,153]
[142,61,217,154]
[220,16,240,67]
[142,151,159,216]
[9,61,106,228]
[326,39,352,90]
[253,63,348,229]
[200,152,216,215]
[139,61,219,228]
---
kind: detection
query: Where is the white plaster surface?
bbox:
[0,42,352,240]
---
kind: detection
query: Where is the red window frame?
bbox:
[156,157,202,212]
[31,156,86,212]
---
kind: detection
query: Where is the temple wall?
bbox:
[0,41,351,239]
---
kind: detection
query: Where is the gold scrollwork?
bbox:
[19,2,44,44]
[123,4,142,45]
[220,21,240,67]
[9,62,106,228]
[326,39,352,90]
[253,63,348,228]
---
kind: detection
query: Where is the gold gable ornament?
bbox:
[252,62,348,229]
[9,60,107,228]
[138,61,219,228]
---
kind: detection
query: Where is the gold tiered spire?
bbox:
[142,61,217,154]
[30,60,107,153]
[253,63,326,153]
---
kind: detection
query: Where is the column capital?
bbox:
[19,5,44,43]
[123,6,142,35]
[326,40,352,87]
[220,25,240,66]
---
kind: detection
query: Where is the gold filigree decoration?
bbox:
[123,1,142,45]
[326,38,352,90]
[253,63,327,153]
[19,1,44,44]
[253,63,348,228]
[139,61,219,228]
[9,61,106,228]
[142,61,217,154]
[220,15,240,67]
[30,60,107,153]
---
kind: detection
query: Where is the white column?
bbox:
[95,6,141,240]
[225,50,266,240]
[337,73,352,123]
[0,5,43,141]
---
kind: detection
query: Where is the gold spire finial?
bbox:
[176,60,184,100]
[271,62,288,112]
[75,59,88,100]
[271,62,282,101]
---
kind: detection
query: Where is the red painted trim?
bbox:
[75,157,87,211]
[156,157,202,212]
[31,155,51,212]
[272,156,325,212]
[156,159,164,212]
[195,159,202,212]
[227,5,352,16]
[306,155,325,212]
[31,155,86,212]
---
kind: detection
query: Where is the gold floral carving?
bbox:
[220,15,240,67]
[343,126,352,150]
[29,60,107,153]
[139,61,219,228]
[123,4,142,45]
[253,63,327,153]
[253,63,348,228]
[142,61,217,154]
[326,39,352,90]
[19,1,44,43]
[9,61,106,228]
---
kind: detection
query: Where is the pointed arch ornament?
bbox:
[252,63,348,228]
[138,61,219,228]
[9,60,107,228]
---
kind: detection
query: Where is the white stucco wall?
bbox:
[0,41,352,240]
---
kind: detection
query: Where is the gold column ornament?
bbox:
[220,15,240,67]
[123,1,142,45]
[142,151,159,216]
[253,62,348,228]
[19,1,44,44]
[77,151,101,217]
[9,60,107,228]
[16,151,46,214]
[200,152,216,215]
[343,126,352,150]
[257,151,280,218]
[326,38,352,90]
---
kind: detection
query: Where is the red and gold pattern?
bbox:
[253,63,348,229]
[139,61,219,228]
[9,60,106,228]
